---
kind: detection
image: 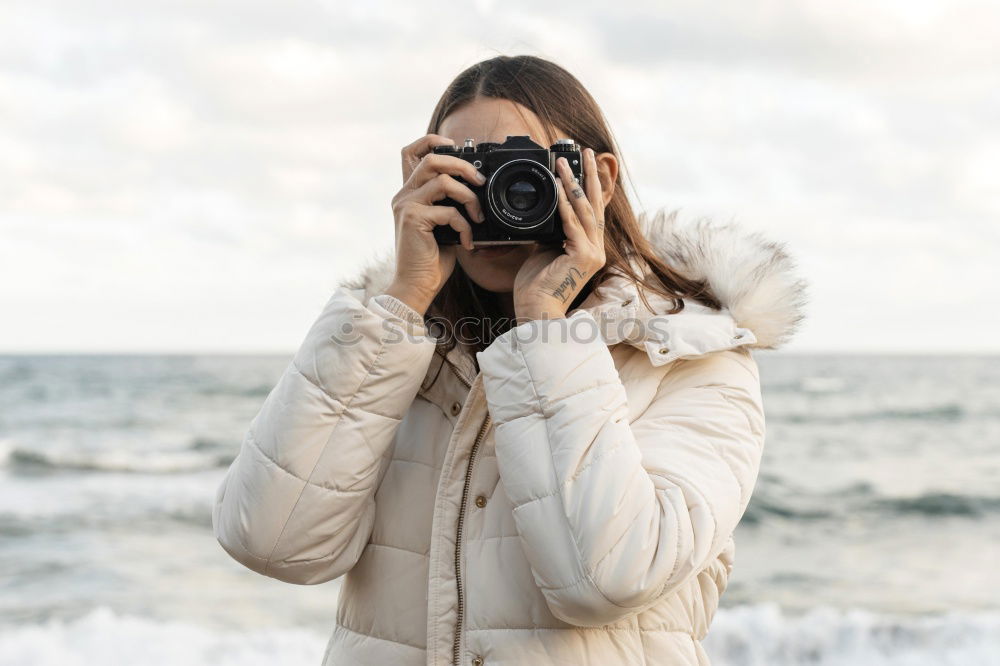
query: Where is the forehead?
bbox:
[438,97,562,147]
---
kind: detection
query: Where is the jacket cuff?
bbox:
[371,293,428,330]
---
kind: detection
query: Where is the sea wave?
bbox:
[0,440,234,474]
[0,607,327,666]
[704,602,1000,665]
[0,463,221,527]
[770,403,969,423]
[0,603,997,666]
[743,485,1000,524]
[870,492,1000,517]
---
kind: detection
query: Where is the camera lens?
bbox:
[506,179,539,211]
[487,159,558,230]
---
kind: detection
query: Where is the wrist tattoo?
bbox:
[551,266,587,303]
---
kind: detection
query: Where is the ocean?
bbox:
[1,353,998,665]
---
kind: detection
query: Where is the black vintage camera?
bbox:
[431,135,584,245]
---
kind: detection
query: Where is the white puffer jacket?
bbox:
[213,210,807,666]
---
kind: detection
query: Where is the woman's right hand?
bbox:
[384,134,487,316]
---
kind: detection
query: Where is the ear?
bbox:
[595,151,619,207]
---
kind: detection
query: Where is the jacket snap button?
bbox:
[658,347,669,354]
[621,298,633,306]
[450,401,462,416]
[472,658,484,666]
[474,495,487,508]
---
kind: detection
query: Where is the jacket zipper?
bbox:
[447,359,491,665]
[453,412,491,665]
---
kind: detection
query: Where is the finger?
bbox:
[412,173,486,223]
[582,148,604,208]
[583,148,605,248]
[555,176,587,246]
[556,156,599,244]
[401,133,455,183]
[410,153,488,193]
[583,148,606,238]
[402,134,454,167]
[416,203,475,251]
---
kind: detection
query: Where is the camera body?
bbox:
[431,135,584,245]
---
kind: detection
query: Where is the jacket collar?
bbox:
[340,208,808,372]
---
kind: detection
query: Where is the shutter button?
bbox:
[475,495,487,508]
[450,401,462,416]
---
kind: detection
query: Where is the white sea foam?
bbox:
[1,604,998,666]
[0,607,328,666]
[705,602,1000,665]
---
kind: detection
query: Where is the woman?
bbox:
[213,55,807,665]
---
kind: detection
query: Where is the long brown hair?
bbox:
[425,55,720,372]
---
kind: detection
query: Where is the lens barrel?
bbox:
[487,159,558,230]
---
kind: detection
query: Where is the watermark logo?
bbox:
[331,309,673,349]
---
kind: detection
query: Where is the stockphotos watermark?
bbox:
[330,310,671,349]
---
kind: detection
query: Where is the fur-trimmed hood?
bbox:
[639,209,808,350]
[339,208,808,360]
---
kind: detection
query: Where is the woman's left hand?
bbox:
[513,147,607,321]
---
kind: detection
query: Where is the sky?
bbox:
[1,0,997,353]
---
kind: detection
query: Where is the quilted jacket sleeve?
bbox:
[476,309,765,627]
[212,288,437,585]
